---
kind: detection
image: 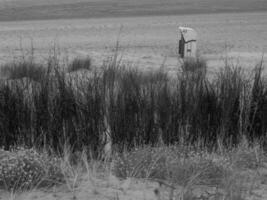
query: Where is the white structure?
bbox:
[178,27,197,58]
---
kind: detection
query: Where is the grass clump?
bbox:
[1,60,46,82]
[68,57,92,72]
[0,147,63,191]
[112,146,170,179]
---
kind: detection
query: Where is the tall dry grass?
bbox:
[0,54,266,156]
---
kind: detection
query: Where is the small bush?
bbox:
[0,147,64,191]
[1,61,46,82]
[68,57,91,72]
[112,146,230,186]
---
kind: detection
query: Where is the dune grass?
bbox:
[0,55,266,154]
[1,25,267,199]
[0,54,267,199]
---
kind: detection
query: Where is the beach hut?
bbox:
[178,27,197,58]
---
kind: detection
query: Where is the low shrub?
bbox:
[68,57,92,72]
[112,146,230,187]
[0,147,64,191]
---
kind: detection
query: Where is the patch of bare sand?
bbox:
[0,177,162,200]
[1,170,267,200]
